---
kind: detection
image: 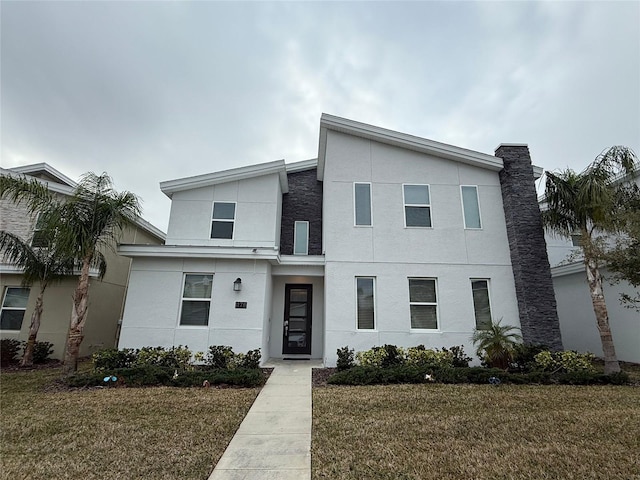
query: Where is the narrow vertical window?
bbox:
[180,274,213,326]
[461,186,481,229]
[471,279,492,330]
[294,221,309,255]
[408,278,438,329]
[211,202,235,239]
[356,277,375,329]
[354,183,372,226]
[31,213,49,248]
[0,287,30,330]
[403,185,431,227]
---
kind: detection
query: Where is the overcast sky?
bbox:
[2,1,638,231]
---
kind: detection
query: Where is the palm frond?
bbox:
[0,175,56,214]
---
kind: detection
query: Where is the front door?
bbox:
[282,284,312,354]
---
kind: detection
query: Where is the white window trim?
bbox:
[355,276,376,331]
[211,201,236,240]
[408,277,439,331]
[402,184,433,229]
[177,273,213,328]
[353,182,373,227]
[293,221,309,255]
[0,286,30,331]
[470,278,493,329]
[460,185,482,230]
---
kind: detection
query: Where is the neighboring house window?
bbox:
[294,221,309,255]
[0,287,30,330]
[461,186,482,229]
[356,277,375,329]
[31,213,49,248]
[354,183,372,226]
[571,233,583,247]
[403,184,431,227]
[471,279,492,330]
[179,274,213,326]
[408,278,438,329]
[211,202,235,239]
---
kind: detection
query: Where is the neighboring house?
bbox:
[0,163,165,360]
[545,174,640,364]
[118,114,561,366]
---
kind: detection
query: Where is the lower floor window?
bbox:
[409,278,438,329]
[356,277,375,329]
[1,287,30,330]
[471,279,492,329]
[180,274,213,326]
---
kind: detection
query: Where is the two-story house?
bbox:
[0,163,166,360]
[118,114,562,365]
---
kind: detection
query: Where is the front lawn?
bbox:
[0,365,259,480]
[312,383,640,480]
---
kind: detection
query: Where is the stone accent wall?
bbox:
[280,168,323,255]
[0,199,36,242]
[497,145,563,350]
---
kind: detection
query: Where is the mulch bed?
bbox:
[312,367,336,387]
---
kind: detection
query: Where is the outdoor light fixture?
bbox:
[233,278,242,292]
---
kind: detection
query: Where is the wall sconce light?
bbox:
[233,278,242,292]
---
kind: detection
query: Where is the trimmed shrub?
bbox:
[441,345,472,368]
[510,343,549,372]
[1,339,23,366]
[233,349,262,369]
[336,346,355,371]
[406,346,453,368]
[136,346,192,369]
[534,350,596,374]
[356,345,406,368]
[30,341,54,363]
[206,345,235,369]
[93,348,137,371]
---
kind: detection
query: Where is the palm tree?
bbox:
[0,229,74,366]
[471,319,522,369]
[542,146,638,374]
[0,172,140,375]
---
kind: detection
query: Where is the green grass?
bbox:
[312,384,640,480]
[1,365,259,480]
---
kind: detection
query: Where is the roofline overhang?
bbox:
[160,160,289,198]
[317,113,504,180]
[550,262,585,277]
[7,163,78,188]
[286,158,318,174]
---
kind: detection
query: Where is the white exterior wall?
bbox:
[322,131,519,365]
[118,257,270,358]
[553,267,639,363]
[165,173,282,248]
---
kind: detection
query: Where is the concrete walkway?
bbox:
[208,359,322,480]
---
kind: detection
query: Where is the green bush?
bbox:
[206,345,235,369]
[406,346,453,368]
[136,346,192,369]
[534,350,596,374]
[93,348,137,371]
[441,345,472,368]
[336,346,355,371]
[30,341,54,363]
[510,343,549,372]
[1,338,23,366]
[67,365,265,388]
[233,349,262,369]
[356,345,407,368]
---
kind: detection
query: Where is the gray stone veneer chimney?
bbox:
[496,144,563,350]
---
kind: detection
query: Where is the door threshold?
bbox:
[283,357,311,361]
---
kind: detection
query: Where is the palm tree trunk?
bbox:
[62,258,91,376]
[20,281,47,367]
[585,257,620,374]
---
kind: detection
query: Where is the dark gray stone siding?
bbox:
[497,145,563,350]
[280,168,323,255]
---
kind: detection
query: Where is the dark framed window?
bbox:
[211,202,235,239]
[356,277,375,329]
[179,274,213,326]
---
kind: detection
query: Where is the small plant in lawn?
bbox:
[471,318,522,369]
[336,346,355,371]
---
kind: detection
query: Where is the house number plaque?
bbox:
[235,302,247,309]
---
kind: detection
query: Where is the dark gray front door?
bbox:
[282,284,312,354]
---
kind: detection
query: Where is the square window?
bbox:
[403,185,431,227]
[211,202,235,239]
[180,274,213,326]
[0,287,30,330]
[409,278,437,329]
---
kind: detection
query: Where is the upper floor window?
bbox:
[294,221,309,255]
[403,184,431,227]
[0,287,30,331]
[211,202,235,239]
[354,183,372,226]
[179,274,213,326]
[31,213,49,248]
[356,277,375,329]
[471,279,492,330]
[408,278,438,329]
[461,186,481,229]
